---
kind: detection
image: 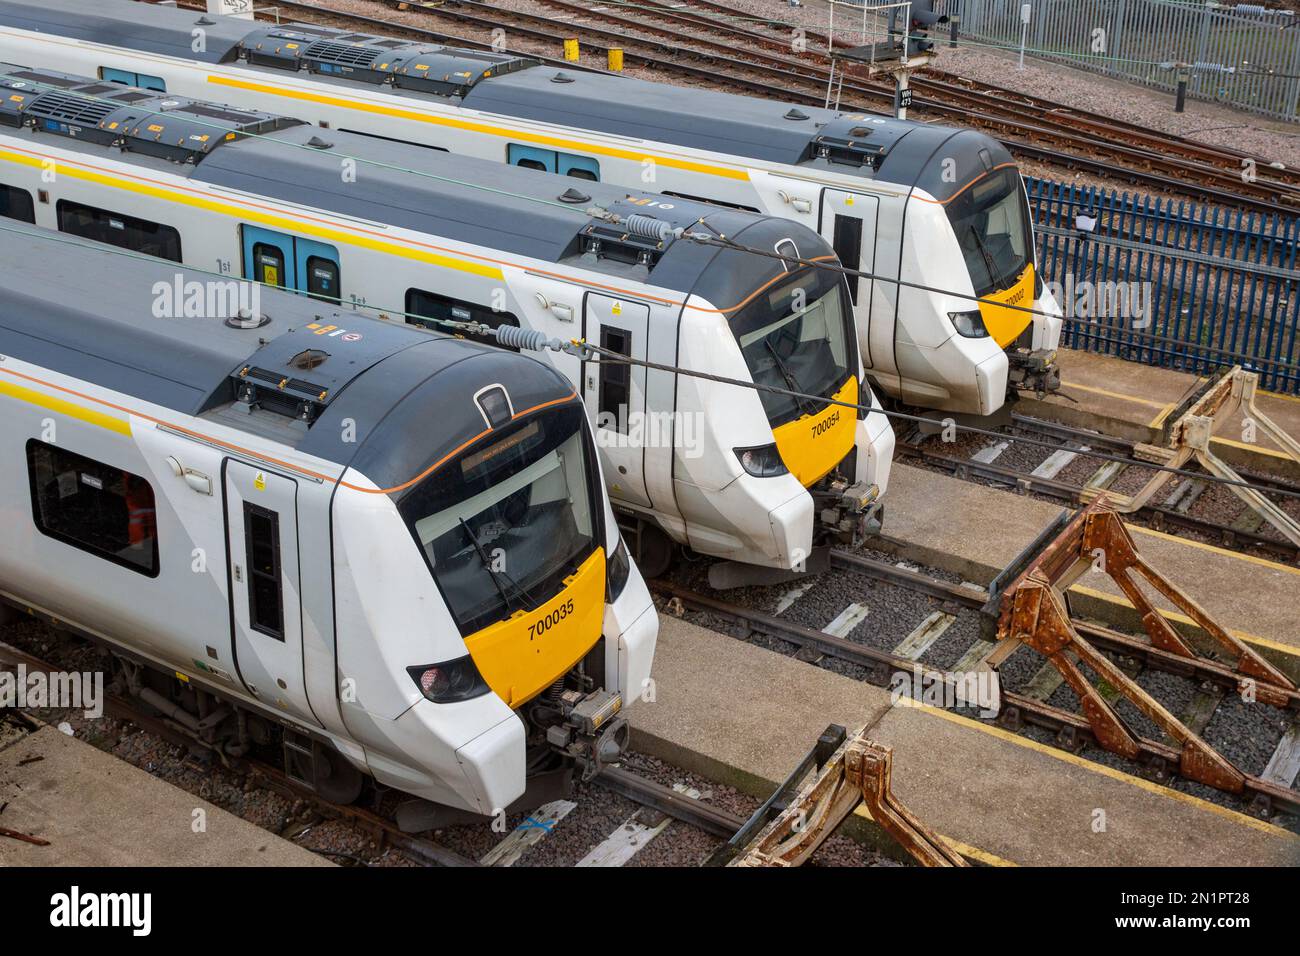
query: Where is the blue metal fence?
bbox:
[1026,176,1300,394]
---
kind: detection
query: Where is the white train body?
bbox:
[0,221,657,817]
[0,0,1061,415]
[0,65,892,575]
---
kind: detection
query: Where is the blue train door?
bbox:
[242,226,340,302]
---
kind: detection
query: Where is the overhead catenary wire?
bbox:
[12,65,1297,376]
[5,72,1298,490]
[6,218,1295,506]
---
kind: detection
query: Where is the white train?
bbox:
[0,219,656,822]
[0,64,893,582]
[0,0,1062,415]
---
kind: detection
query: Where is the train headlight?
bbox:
[949,310,990,338]
[734,443,790,478]
[606,537,632,602]
[407,655,491,704]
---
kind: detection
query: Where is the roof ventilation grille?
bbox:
[27,90,118,129]
[303,39,384,69]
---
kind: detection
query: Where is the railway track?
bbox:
[158,0,1295,213]
[0,637,751,867]
[896,412,1300,564]
[655,0,1300,188]
[336,0,1300,214]
[651,543,1300,821]
[512,0,1300,206]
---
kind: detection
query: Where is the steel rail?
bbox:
[0,638,473,866]
[650,571,1300,816]
[658,0,1300,188]
[458,0,1299,208]
[894,438,1300,563]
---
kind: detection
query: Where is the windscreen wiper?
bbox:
[970,228,1003,290]
[459,517,536,612]
[766,340,818,416]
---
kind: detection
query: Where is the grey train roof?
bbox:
[195,123,823,297]
[0,0,1016,202]
[0,0,250,64]
[0,61,833,301]
[0,221,577,494]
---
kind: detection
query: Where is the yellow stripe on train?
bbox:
[772,376,858,488]
[463,547,607,708]
[978,263,1036,348]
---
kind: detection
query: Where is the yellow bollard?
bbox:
[608,48,624,72]
[563,38,579,61]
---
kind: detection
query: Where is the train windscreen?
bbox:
[946,167,1034,297]
[731,267,853,429]
[400,403,600,635]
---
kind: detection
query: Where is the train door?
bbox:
[295,236,342,303]
[819,190,879,373]
[224,460,320,728]
[243,226,296,290]
[583,294,652,508]
[241,226,341,301]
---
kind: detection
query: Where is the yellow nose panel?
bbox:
[772,377,858,487]
[978,264,1036,348]
[463,548,606,708]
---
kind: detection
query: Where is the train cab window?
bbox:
[831,214,864,305]
[252,243,288,287]
[0,184,34,223]
[100,67,166,92]
[405,288,521,351]
[25,440,159,577]
[597,327,632,432]
[304,255,340,302]
[57,200,182,262]
[243,503,284,641]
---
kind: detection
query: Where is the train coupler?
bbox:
[819,479,883,544]
[544,688,629,781]
[1008,348,1061,398]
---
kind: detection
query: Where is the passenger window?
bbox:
[243,503,284,641]
[0,184,34,223]
[405,288,521,351]
[832,214,863,305]
[304,255,340,302]
[253,242,287,287]
[559,154,600,181]
[26,440,159,577]
[507,143,556,173]
[99,67,166,92]
[598,327,632,432]
[56,199,182,262]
